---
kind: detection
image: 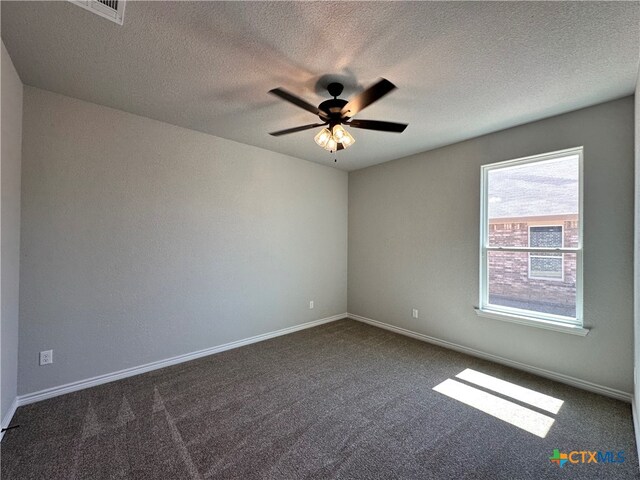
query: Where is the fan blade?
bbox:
[341,78,397,118]
[347,119,408,133]
[269,123,326,136]
[269,88,327,117]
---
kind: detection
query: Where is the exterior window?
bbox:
[528,226,563,280]
[479,147,583,327]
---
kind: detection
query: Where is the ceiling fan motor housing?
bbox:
[319,83,348,125]
[318,98,348,124]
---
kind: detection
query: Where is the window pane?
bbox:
[529,226,562,247]
[528,226,563,280]
[488,251,577,318]
[487,155,579,247]
[529,255,562,279]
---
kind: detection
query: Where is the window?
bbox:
[479,147,583,331]
[528,226,563,280]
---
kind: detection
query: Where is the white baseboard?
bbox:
[0,397,19,443]
[13,312,631,409]
[632,397,640,468]
[17,313,347,407]
[349,313,632,402]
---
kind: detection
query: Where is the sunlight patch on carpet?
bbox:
[433,378,555,438]
[455,368,564,414]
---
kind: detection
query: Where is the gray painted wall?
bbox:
[1,42,22,421]
[19,87,347,395]
[349,97,635,393]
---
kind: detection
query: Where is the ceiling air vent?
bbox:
[69,0,125,25]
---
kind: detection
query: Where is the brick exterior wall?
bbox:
[488,217,578,317]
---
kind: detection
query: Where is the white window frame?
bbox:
[477,147,586,335]
[528,225,564,281]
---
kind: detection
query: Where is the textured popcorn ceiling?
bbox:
[2,1,638,171]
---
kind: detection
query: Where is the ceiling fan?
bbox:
[268,78,408,153]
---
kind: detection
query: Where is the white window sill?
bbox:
[474,308,589,336]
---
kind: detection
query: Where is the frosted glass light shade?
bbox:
[332,124,347,141]
[325,137,338,152]
[314,128,331,148]
[340,129,355,147]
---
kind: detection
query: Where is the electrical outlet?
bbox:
[40,350,53,366]
[412,309,419,319]
[309,300,314,309]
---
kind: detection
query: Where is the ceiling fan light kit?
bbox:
[314,124,355,152]
[269,78,408,156]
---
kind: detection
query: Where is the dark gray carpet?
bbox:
[1,319,638,479]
